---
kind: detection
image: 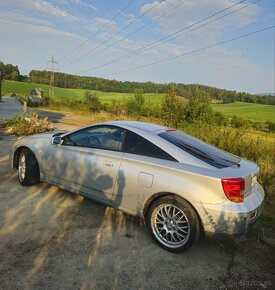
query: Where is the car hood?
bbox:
[28,133,54,139]
[18,131,65,141]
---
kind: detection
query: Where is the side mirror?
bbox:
[52,136,63,145]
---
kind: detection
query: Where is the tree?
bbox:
[127,89,145,116]
[184,87,214,124]
[162,85,185,128]
[85,91,101,113]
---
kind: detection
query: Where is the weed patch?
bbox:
[2,112,52,135]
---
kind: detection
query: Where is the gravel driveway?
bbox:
[0,136,274,290]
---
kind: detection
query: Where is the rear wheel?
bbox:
[18,149,40,186]
[147,196,200,252]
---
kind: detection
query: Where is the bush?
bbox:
[108,99,128,115]
[230,116,252,129]
[85,91,101,113]
[2,113,27,127]
[143,104,162,119]
[162,86,185,127]
[266,121,275,132]
[2,112,52,135]
[212,111,229,126]
[127,89,145,117]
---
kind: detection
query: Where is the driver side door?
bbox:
[44,125,125,202]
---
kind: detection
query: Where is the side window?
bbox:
[123,131,177,161]
[62,126,125,151]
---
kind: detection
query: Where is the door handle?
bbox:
[103,162,114,167]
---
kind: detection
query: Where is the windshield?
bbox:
[159,131,240,168]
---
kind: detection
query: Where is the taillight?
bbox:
[221,178,245,203]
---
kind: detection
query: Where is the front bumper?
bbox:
[194,182,265,237]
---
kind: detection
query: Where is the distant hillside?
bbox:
[3,80,275,122]
[29,70,275,105]
[258,93,275,97]
[1,59,274,105]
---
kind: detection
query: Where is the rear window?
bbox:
[159,131,240,168]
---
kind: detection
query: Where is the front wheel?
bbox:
[18,149,40,186]
[147,196,200,252]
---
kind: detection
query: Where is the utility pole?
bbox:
[47,55,58,98]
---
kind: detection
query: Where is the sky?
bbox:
[0,0,274,94]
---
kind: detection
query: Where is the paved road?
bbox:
[0,96,23,122]
[0,96,77,130]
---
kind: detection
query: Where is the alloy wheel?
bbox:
[18,153,26,182]
[151,204,190,248]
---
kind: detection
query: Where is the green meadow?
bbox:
[211,102,275,122]
[3,80,275,122]
[3,80,164,105]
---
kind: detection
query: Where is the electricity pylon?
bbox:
[47,55,58,98]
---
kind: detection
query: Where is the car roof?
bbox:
[105,121,168,132]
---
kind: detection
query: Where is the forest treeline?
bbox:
[28,70,275,105]
[1,60,274,105]
[0,61,21,81]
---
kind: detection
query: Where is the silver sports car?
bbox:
[10,121,264,252]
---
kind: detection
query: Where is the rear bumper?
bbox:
[194,182,265,237]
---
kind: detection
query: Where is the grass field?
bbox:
[211,102,275,122]
[3,80,164,105]
[3,80,275,122]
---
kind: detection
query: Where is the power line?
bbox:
[78,0,165,58]
[138,0,262,56]
[60,0,138,68]
[101,26,274,78]
[80,0,247,74]
[79,0,190,62]
[61,0,164,69]
[58,0,135,62]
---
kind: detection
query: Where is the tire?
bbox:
[146,196,200,253]
[18,149,40,186]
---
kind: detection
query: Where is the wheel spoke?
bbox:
[160,207,166,219]
[171,233,177,243]
[164,206,170,218]
[157,211,165,221]
[173,210,181,219]
[18,154,26,181]
[174,232,181,241]
[175,230,186,238]
[156,216,164,223]
[178,228,188,234]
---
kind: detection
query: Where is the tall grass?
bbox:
[183,124,275,204]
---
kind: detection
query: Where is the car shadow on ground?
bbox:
[0,138,274,289]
